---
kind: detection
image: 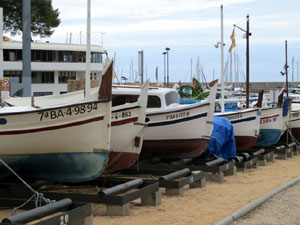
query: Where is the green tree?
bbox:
[0,0,60,38]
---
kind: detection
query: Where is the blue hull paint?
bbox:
[0,152,109,182]
[255,129,282,147]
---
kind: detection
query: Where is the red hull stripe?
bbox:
[260,114,279,120]
[0,116,104,135]
[111,117,138,126]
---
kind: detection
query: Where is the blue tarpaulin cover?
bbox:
[283,96,291,116]
[206,116,236,160]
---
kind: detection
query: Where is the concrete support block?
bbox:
[276,154,287,160]
[107,203,130,216]
[83,214,93,225]
[204,172,224,183]
[165,187,184,196]
[141,190,162,206]
[189,177,206,189]
[287,150,293,158]
[259,160,267,166]
[224,166,237,176]
[267,155,275,162]
[293,150,299,156]
[250,162,259,169]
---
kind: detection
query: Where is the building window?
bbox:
[32,71,54,83]
[9,51,16,61]
[4,49,102,63]
[4,71,22,83]
[4,50,9,61]
[58,71,76,83]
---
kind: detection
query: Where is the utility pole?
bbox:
[285,40,288,97]
[138,50,144,84]
[162,52,166,85]
[22,0,32,97]
[166,47,170,86]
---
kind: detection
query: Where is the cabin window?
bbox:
[147,96,161,108]
[165,92,179,106]
[112,95,139,107]
[112,94,161,108]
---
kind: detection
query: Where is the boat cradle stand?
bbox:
[125,157,236,185]
[0,178,160,217]
[248,148,275,166]
[234,156,259,172]
[272,143,294,159]
[0,196,92,225]
[122,161,206,195]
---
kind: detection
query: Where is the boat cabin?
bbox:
[112,86,180,111]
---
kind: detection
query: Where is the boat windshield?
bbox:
[165,91,179,106]
[112,94,161,108]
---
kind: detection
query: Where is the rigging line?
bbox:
[184,62,191,82]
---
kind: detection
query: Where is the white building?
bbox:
[2,39,105,96]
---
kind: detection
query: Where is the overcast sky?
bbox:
[6,0,300,83]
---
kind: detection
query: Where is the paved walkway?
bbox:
[232,181,300,225]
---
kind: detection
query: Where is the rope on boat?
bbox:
[285,122,300,146]
[0,158,55,215]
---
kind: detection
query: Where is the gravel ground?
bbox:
[232,181,300,225]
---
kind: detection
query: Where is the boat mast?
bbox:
[246,15,250,108]
[220,5,225,113]
[85,0,91,100]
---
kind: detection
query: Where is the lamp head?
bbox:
[166,47,170,51]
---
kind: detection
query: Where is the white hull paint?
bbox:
[215,108,261,151]
[0,100,111,181]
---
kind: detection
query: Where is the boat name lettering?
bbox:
[112,111,132,120]
[260,117,277,124]
[38,103,97,121]
[225,114,242,120]
[166,111,190,120]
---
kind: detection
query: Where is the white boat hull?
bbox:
[0,100,111,182]
[215,108,261,151]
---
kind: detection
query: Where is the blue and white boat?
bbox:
[255,94,290,147]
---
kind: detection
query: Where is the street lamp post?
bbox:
[166,47,170,86]
[162,52,167,85]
